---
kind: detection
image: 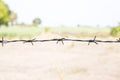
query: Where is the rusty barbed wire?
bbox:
[0,36,120,47]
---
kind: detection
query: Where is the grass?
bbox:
[0,26,111,39]
[0,26,44,39]
[49,26,110,33]
[50,26,111,38]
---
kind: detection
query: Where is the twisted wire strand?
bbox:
[0,36,120,46]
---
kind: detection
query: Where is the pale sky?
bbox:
[4,0,120,27]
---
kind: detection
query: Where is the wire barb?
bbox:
[88,36,98,45]
[23,38,36,45]
[116,38,120,42]
[56,38,65,45]
[2,37,4,47]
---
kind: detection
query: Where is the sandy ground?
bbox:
[0,36,120,80]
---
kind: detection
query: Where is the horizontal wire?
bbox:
[0,36,120,46]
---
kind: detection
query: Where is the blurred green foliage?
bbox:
[110,24,120,37]
[0,0,10,25]
[32,18,41,27]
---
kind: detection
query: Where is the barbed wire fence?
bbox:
[0,36,120,47]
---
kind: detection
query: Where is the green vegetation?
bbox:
[110,24,120,37]
[49,26,110,37]
[0,26,44,39]
[32,18,41,27]
[0,0,11,25]
[49,26,110,33]
[0,26,111,39]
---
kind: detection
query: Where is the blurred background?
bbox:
[0,0,120,39]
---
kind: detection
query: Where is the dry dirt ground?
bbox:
[0,36,120,80]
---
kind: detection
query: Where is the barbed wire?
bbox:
[0,36,120,47]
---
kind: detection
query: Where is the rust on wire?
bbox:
[1,36,120,47]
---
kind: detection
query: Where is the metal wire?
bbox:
[0,36,120,47]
